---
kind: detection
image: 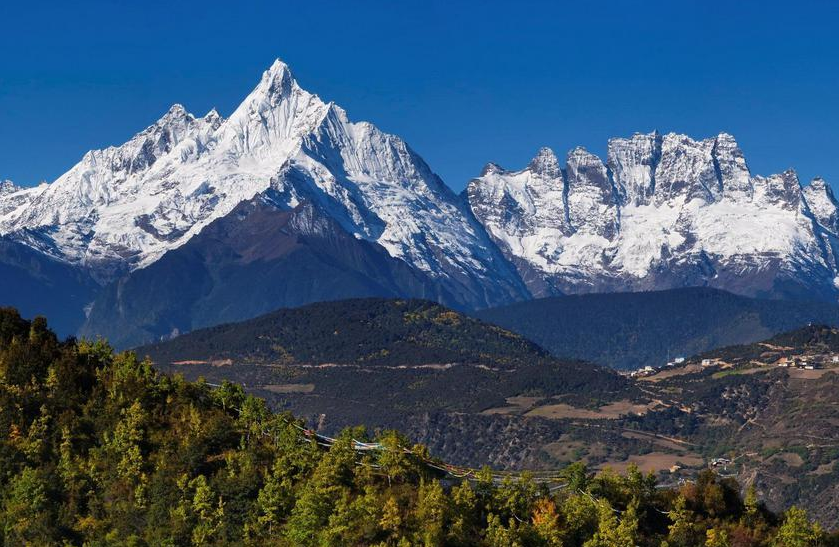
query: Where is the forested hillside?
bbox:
[476,287,839,369]
[0,309,831,547]
[137,298,634,470]
[139,298,558,370]
[2,308,835,545]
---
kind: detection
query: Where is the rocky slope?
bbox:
[79,198,455,348]
[466,132,839,300]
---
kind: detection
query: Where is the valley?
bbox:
[3,306,829,545]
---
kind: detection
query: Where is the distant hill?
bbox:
[475,287,839,369]
[138,297,630,402]
[138,298,632,469]
[632,323,839,525]
[140,298,558,370]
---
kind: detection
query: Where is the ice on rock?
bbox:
[0,180,21,196]
[803,177,839,235]
[607,131,661,206]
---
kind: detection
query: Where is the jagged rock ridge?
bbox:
[466,131,839,300]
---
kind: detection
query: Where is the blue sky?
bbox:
[2,0,837,191]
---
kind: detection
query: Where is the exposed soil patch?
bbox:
[641,364,703,382]
[524,400,651,420]
[599,452,704,474]
[621,430,692,452]
[787,368,835,380]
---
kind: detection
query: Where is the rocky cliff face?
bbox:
[466,131,839,300]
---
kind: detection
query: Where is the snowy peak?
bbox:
[566,147,610,190]
[712,132,752,201]
[158,103,189,123]
[527,147,561,178]
[480,162,506,176]
[803,177,839,234]
[565,147,619,238]
[261,58,296,101]
[655,133,720,204]
[753,169,802,210]
[221,59,329,159]
[0,180,20,196]
[0,59,526,308]
[202,108,223,129]
[607,131,661,206]
[5,58,839,314]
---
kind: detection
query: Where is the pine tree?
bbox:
[380,496,402,537]
[668,494,700,546]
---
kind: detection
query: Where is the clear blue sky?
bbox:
[2,0,837,192]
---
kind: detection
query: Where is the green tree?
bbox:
[245,458,294,539]
[562,492,598,545]
[377,430,414,485]
[189,475,225,546]
[323,486,381,545]
[416,479,447,546]
[285,483,333,546]
[668,494,701,546]
[771,506,823,547]
[1,467,56,544]
[449,480,479,544]
[583,498,637,547]
[484,513,522,547]
[706,526,731,547]
[380,495,402,537]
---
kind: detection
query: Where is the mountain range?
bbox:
[2,59,838,346]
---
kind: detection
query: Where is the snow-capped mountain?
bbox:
[0,60,525,301]
[0,60,527,343]
[466,131,839,300]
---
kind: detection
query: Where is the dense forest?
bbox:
[1,307,835,546]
